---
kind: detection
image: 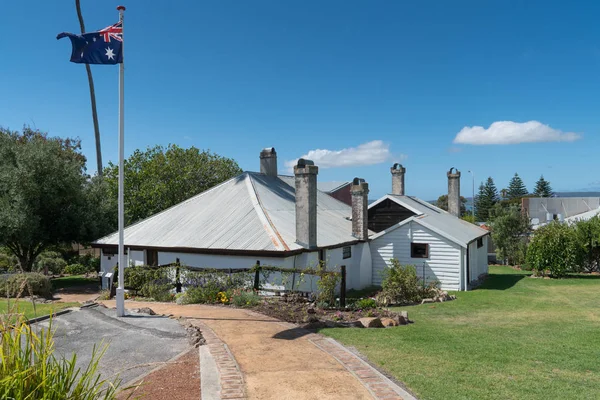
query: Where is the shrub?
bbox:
[378,259,436,305]
[0,273,53,299]
[0,251,19,272]
[144,282,174,302]
[74,254,101,273]
[181,282,223,304]
[35,254,67,275]
[64,263,89,275]
[315,264,340,306]
[527,221,579,277]
[0,315,120,399]
[230,289,261,307]
[354,298,377,310]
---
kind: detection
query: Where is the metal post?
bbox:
[116,5,126,317]
[340,265,346,308]
[468,170,475,220]
[253,261,261,291]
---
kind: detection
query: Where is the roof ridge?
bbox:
[245,174,290,251]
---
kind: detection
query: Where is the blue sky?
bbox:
[1,1,599,200]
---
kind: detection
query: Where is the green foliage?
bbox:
[527,222,579,277]
[181,284,223,304]
[64,263,90,275]
[354,298,377,309]
[461,214,476,224]
[230,289,261,307]
[72,253,101,273]
[103,144,243,225]
[0,127,112,271]
[0,273,52,299]
[35,252,68,275]
[0,250,18,272]
[474,177,500,222]
[489,204,531,265]
[144,283,174,302]
[507,173,528,199]
[378,259,438,305]
[315,264,341,306]
[435,195,468,216]
[533,175,553,197]
[0,315,120,399]
[573,216,600,272]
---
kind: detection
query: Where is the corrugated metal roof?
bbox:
[94,172,359,252]
[369,195,488,247]
[564,207,600,223]
[277,175,350,194]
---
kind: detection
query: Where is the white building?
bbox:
[93,148,488,292]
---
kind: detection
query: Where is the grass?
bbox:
[51,275,98,290]
[322,266,600,400]
[0,299,78,320]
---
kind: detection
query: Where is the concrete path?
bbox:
[101,300,416,400]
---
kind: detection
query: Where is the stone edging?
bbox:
[309,336,417,400]
[242,309,417,400]
[194,320,247,400]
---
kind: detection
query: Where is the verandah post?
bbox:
[340,265,346,308]
[253,260,261,291]
[175,258,181,293]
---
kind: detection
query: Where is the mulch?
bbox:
[117,349,200,400]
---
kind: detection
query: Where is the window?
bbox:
[342,246,352,259]
[411,243,429,258]
[477,238,484,248]
[146,250,158,266]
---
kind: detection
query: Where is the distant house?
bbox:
[93,149,488,292]
[318,181,352,206]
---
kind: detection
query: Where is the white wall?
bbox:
[370,220,462,291]
[468,236,489,285]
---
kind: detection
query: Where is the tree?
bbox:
[533,175,553,197]
[75,0,103,176]
[573,216,600,272]
[489,204,530,265]
[103,144,243,225]
[435,194,468,216]
[507,173,528,199]
[527,221,578,277]
[0,127,107,270]
[474,177,499,222]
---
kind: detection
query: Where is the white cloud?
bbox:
[285,140,398,171]
[453,121,581,145]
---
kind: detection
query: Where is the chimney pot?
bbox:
[351,177,369,240]
[447,167,461,217]
[260,147,277,176]
[294,159,318,249]
[391,163,406,195]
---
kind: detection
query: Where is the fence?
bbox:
[118,260,348,306]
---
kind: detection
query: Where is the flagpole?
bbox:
[116,4,126,317]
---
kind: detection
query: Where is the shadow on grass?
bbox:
[563,273,600,280]
[477,273,526,290]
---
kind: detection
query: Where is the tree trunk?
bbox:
[75,0,103,177]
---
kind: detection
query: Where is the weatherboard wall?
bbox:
[370,220,462,291]
[468,237,488,284]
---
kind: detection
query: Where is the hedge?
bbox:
[0,273,53,299]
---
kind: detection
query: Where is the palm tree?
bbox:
[75,0,103,176]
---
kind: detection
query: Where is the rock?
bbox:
[395,311,409,325]
[307,307,316,314]
[358,317,384,328]
[381,318,398,327]
[135,307,156,315]
[421,298,434,304]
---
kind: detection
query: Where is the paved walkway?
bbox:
[101,300,415,400]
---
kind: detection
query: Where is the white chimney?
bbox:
[294,159,318,249]
[260,147,277,176]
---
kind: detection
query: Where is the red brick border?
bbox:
[309,336,417,400]
[194,320,247,400]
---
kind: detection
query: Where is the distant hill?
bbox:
[554,192,600,198]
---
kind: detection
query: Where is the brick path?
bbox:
[101,301,417,400]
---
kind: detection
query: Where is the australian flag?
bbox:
[57,21,123,64]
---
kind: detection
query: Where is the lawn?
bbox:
[321,266,600,400]
[0,299,78,320]
[51,275,99,290]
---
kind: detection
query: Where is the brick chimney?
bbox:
[294,158,318,249]
[391,163,406,195]
[260,147,277,176]
[447,167,461,217]
[351,177,369,240]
